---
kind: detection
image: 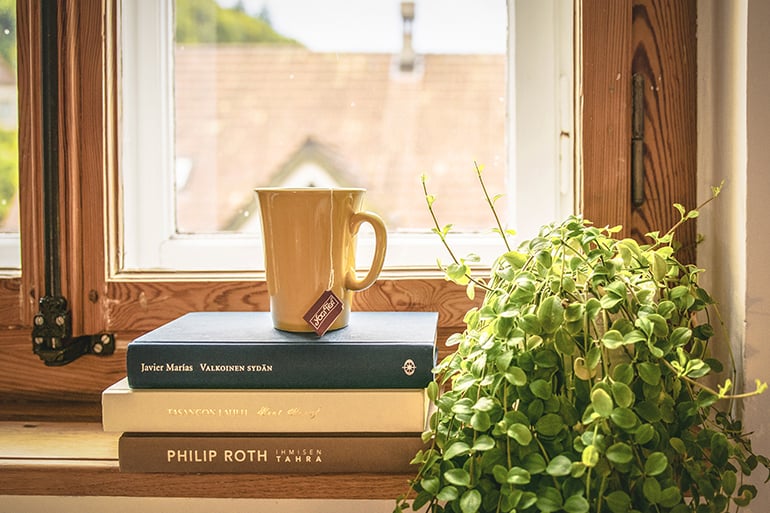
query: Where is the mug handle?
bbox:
[345,211,387,291]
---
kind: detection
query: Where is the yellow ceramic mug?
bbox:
[255,188,387,333]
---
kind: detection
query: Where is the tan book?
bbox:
[119,432,426,473]
[102,378,429,433]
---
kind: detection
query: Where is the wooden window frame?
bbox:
[0,0,696,405]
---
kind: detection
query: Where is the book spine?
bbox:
[119,433,425,473]
[126,342,435,389]
[102,388,428,433]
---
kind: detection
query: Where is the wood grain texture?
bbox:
[0,278,23,328]
[0,464,414,499]
[580,0,633,235]
[100,277,478,333]
[630,0,697,263]
[581,0,696,257]
[60,0,110,336]
[16,0,44,325]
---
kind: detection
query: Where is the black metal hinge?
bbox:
[32,0,115,366]
[631,73,645,208]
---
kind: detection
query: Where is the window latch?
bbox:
[32,0,115,366]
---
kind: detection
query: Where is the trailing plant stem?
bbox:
[474,160,511,252]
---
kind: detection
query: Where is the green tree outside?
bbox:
[175,0,300,45]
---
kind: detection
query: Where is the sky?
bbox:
[215,0,507,54]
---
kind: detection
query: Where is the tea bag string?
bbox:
[327,189,335,291]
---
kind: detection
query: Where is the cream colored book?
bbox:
[102,378,429,433]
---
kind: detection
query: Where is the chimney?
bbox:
[399,2,416,72]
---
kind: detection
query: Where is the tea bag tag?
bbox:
[302,290,344,336]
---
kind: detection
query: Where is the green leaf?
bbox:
[436,486,459,502]
[586,346,602,371]
[591,388,614,418]
[470,352,487,378]
[506,466,531,484]
[496,350,514,372]
[503,251,528,269]
[472,396,497,412]
[651,252,668,282]
[657,300,677,318]
[507,423,533,445]
[610,407,638,430]
[670,326,692,347]
[600,294,624,310]
[613,363,634,384]
[606,442,634,464]
[638,362,661,385]
[444,442,471,460]
[601,329,625,349]
[460,489,481,513]
[604,490,632,513]
[537,295,565,334]
[586,298,602,320]
[734,484,758,507]
[536,487,563,513]
[505,366,528,386]
[470,411,491,431]
[582,444,600,467]
[519,313,542,334]
[643,476,662,503]
[452,374,478,392]
[534,348,560,368]
[634,424,655,445]
[530,379,553,400]
[535,413,565,437]
[669,437,686,455]
[644,452,668,476]
[721,470,737,495]
[421,476,440,494]
[546,455,573,477]
[658,486,682,508]
[563,495,590,513]
[710,432,729,466]
[472,435,495,452]
[635,401,662,423]
[411,490,432,511]
[492,464,508,484]
[522,452,547,474]
[623,329,647,345]
[611,381,634,408]
[555,327,576,355]
[444,468,471,487]
[426,380,439,402]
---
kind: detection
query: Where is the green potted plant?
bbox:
[396,167,769,513]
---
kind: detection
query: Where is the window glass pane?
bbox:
[0,0,17,235]
[0,0,19,271]
[173,0,507,236]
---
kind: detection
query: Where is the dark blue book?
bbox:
[126,311,437,389]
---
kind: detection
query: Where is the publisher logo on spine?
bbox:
[402,359,416,376]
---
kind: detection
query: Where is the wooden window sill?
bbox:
[0,421,413,499]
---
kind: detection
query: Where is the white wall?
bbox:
[697,1,770,510]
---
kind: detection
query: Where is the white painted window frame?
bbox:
[0,233,20,272]
[118,0,573,273]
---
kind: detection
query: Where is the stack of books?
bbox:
[101,311,437,473]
